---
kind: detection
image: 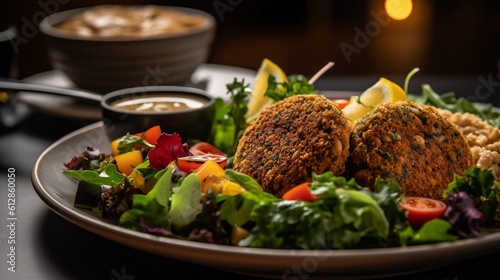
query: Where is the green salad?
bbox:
[61,71,500,249]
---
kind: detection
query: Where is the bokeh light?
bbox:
[385,0,413,20]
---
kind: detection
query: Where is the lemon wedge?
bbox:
[245,58,288,122]
[342,77,407,121]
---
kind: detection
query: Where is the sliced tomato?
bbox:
[189,142,226,156]
[399,196,447,229]
[177,154,227,173]
[134,125,162,145]
[282,182,318,201]
[331,99,350,109]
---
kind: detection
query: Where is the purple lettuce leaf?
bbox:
[443,191,483,238]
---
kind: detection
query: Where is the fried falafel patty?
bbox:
[233,95,352,197]
[349,100,473,200]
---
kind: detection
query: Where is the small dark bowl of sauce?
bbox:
[101,86,215,142]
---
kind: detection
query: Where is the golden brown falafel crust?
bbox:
[349,100,473,200]
[233,95,352,197]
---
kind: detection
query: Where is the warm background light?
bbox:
[385,0,413,20]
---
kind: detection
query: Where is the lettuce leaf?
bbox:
[119,166,175,231]
[169,173,203,229]
[120,167,205,233]
[410,219,458,244]
[222,172,411,249]
[445,166,500,227]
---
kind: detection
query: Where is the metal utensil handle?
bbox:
[0,79,102,103]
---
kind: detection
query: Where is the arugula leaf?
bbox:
[62,164,125,187]
[117,133,155,154]
[133,160,158,180]
[264,75,317,102]
[410,84,500,129]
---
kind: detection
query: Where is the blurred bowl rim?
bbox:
[0,24,17,41]
[39,5,216,42]
[101,85,216,116]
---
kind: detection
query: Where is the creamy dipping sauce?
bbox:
[56,5,206,37]
[111,94,208,112]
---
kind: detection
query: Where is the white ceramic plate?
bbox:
[31,122,500,280]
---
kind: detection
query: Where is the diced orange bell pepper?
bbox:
[194,160,225,182]
[135,125,162,145]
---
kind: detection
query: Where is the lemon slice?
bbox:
[245,59,288,122]
[342,77,407,121]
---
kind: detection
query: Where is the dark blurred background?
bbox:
[1,0,500,101]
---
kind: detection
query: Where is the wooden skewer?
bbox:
[308,62,335,85]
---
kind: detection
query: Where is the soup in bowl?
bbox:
[101,86,215,142]
[40,5,216,93]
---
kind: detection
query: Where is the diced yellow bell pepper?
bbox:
[129,171,145,188]
[111,137,121,156]
[222,181,246,196]
[231,225,251,246]
[130,171,157,193]
[115,150,143,176]
[201,174,225,194]
[201,174,246,196]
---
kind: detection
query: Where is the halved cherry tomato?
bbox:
[189,142,226,156]
[399,196,447,229]
[134,125,162,145]
[177,154,227,173]
[331,99,350,110]
[282,182,318,201]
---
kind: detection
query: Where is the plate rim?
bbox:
[31,121,500,279]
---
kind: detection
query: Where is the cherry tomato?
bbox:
[189,142,226,156]
[331,99,350,110]
[282,182,318,201]
[399,196,447,229]
[177,154,227,173]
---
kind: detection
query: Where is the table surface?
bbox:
[1,68,500,280]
